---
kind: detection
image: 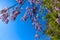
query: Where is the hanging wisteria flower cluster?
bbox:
[11,6,20,20]
[0,8,9,24]
[21,0,42,39]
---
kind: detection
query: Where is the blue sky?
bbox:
[0,0,50,40]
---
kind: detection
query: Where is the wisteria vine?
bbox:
[0,0,47,40]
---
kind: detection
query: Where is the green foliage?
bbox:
[42,0,60,40]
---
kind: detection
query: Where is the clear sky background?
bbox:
[0,0,50,40]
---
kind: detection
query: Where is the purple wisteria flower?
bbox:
[56,18,60,24]
[16,0,23,4]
